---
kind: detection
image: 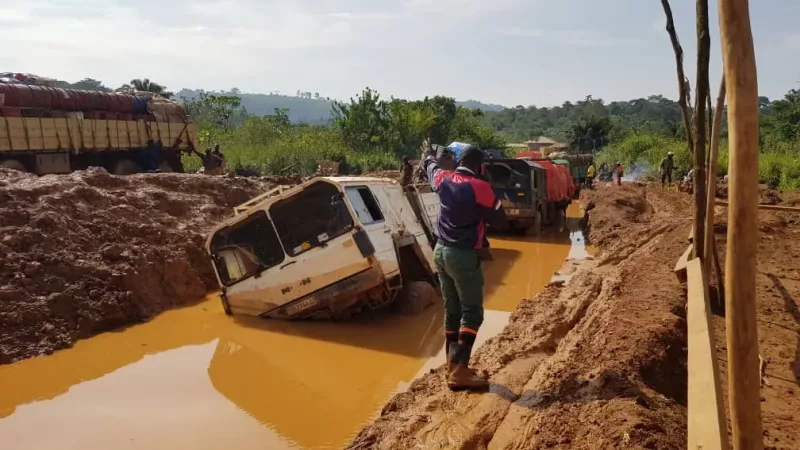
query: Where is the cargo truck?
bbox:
[0,83,197,174]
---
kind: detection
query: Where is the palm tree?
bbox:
[117,78,173,99]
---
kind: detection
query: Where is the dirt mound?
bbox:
[579,185,658,250]
[349,186,691,449]
[0,168,272,363]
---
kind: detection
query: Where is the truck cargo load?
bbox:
[0,82,197,175]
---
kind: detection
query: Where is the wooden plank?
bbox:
[118,121,130,148]
[108,120,119,148]
[67,118,81,150]
[54,119,70,151]
[137,120,149,144]
[715,200,800,213]
[158,123,170,143]
[81,120,94,149]
[94,120,109,149]
[674,243,694,282]
[24,118,43,150]
[686,257,729,450]
[41,119,59,150]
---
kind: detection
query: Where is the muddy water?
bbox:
[0,205,585,450]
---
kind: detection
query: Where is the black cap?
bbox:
[458,144,483,164]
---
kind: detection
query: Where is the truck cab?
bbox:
[206,177,440,320]
[483,158,546,233]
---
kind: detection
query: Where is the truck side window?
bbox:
[345,186,384,225]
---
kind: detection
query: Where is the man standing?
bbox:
[586,163,596,188]
[400,156,413,186]
[423,143,506,391]
[213,144,226,172]
[615,162,624,186]
[659,152,675,188]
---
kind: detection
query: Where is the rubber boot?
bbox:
[444,334,458,377]
[447,342,489,391]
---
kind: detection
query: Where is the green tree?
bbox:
[119,78,174,98]
[69,78,111,92]
[332,87,391,153]
[183,93,248,128]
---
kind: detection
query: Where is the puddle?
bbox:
[0,204,588,450]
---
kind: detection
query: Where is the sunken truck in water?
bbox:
[206,177,442,320]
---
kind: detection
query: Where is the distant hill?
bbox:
[175,89,507,124]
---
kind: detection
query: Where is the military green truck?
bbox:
[483,158,548,233]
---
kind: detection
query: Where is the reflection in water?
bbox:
[0,205,584,449]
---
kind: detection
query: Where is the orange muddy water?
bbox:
[0,205,587,450]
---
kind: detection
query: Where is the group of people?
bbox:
[583,152,677,189]
[584,161,625,187]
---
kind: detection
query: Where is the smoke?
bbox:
[622,160,652,182]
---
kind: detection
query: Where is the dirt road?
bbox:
[350,185,800,450]
[0,168,285,363]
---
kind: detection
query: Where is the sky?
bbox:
[2,0,799,107]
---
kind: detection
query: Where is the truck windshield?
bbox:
[270,181,354,257]
[210,211,285,286]
[485,162,531,190]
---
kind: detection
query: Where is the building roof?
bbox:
[523,137,563,145]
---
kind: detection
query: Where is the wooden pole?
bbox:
[693,0,711,263]
[705,76,726,277]
[718,0,764,447]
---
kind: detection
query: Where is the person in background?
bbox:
[193,147,224,175]
[142,139,160,172]
[586,163,596,188]
[400,156,414,186]
[659,151,675,189]
[213,144,226,172]
[423,143,506,391]
[615,162,624,186]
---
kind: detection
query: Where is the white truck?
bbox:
[205,176,443,319]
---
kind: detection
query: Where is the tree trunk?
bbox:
[692,0,711,262]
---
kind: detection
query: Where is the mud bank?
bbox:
[350,185,692,449]
[710,194,800,449]
[0,168,282,363]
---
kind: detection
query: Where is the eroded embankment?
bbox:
[350,185,691,450]
[0,168,287,363]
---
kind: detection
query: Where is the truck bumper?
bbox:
[257,265,386,320]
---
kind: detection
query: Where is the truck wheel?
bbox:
[1,159,27,172]
[112,159,142,175]
[395,281,437,316]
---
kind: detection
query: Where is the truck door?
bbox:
[345,185,400,278]
[381,184,435,267]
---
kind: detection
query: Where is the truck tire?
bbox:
[112,159,142,175]
[395,281,437,316]
[1,159,27,172]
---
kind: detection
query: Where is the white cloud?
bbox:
[499,27,641,48]
[784,33,800,50]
